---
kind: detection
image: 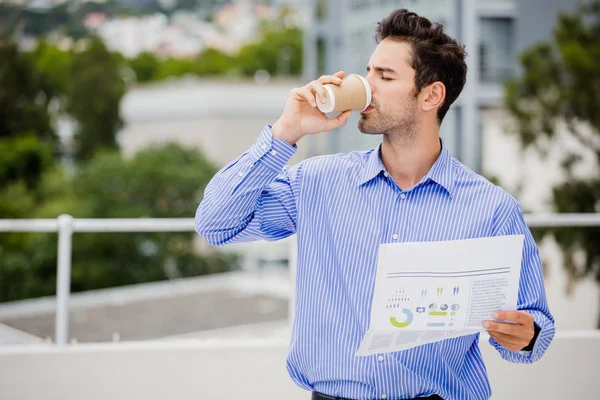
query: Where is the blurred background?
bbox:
[0,0,599,399]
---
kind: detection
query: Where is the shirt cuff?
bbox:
[249,125,297,171]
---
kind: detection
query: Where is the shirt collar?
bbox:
[356,138,455,197]
[356,146,387,187]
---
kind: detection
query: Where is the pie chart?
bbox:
[389,308,414,328]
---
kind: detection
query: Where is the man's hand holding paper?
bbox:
[356,235,526,356]
[484,310,537,352]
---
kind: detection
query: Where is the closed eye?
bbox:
[381,76,393,81]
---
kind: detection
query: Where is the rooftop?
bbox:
[0,271,290,344]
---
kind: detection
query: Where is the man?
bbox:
[195,8,554,400]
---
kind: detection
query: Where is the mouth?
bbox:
[361,105,375,114]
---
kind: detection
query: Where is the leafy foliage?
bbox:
[1,145,237,302]
[130,18,303,81]
[236,20,303,77]
[504,2,600,296]
[129,52,161,83]
[0,40,238,303]
[0,43,55,141]
[68,37,126,160]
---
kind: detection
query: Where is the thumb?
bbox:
[325,110,352,131]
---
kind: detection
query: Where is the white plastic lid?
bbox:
[317,85,336,114]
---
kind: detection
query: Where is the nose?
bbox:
[365,73,376,98]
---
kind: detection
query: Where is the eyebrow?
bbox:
[366,65,398,75]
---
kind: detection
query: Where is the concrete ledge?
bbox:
[0,331,598,399]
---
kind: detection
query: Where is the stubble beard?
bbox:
[358,99,419,147]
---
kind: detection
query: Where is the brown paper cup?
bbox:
[317,74,372,114]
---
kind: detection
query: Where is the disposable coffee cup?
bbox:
[317,74,371,114]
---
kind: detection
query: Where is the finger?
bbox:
[488,331,518,347]
[483,320,523,336]
[333,71,346,78]
[487,330,527,348]
[485,319,535,346]
[317,73,344,86]
[308,81,329,104]
[324,110,352,131]
[292,87,317,107]
[488,332,523,351]
[493,310,533,326]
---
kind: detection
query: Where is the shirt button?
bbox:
[400,193,406,199]
[238,172,244,177]
[381,395,387,399]
[392,234,399,240]
[383,172,389,177]
[377,355,384,361]
[270,150,277,156]
[261,144,268,150]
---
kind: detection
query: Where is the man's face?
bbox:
[358,38,420,140]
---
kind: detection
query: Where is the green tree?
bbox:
[129,51,160,82]
[0,135,54,191]
[0,42,56,193]
[0,144,52,301]
[0,181,41,302]
[153,57,197,80]
[505,1,600,323]
[118,10,304,83]
[194,48,236,76]
[0,43,58,301]
[236,19,303,77]
[68,37,126,161]
[1,144,237,302]
[30,40,72,100]
[0,43,55,141]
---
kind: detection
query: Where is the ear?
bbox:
[421,82,446,112]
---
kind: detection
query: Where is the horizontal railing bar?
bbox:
[73,218,195,232]
[525,213,600,227]
[0,214,599,233]
[0,218,195,233]
[0,219,59,232]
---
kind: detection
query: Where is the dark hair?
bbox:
[376,9,467,123]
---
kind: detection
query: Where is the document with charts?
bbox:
[356,235,524,356]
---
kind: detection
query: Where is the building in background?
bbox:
[119,77,307,166]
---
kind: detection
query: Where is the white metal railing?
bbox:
[1,213,599,345]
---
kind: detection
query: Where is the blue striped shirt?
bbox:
[195,125,555,400]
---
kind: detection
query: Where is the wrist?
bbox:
[521,322,541,351]
[272,120,301,146]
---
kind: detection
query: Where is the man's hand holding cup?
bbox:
[272,71,371,146]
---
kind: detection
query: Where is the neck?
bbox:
[380,126,442,191]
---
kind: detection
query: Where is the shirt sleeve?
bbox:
[489,198,556,363]
[195,125,301,245]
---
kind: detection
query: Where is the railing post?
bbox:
[55,214,74,345]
